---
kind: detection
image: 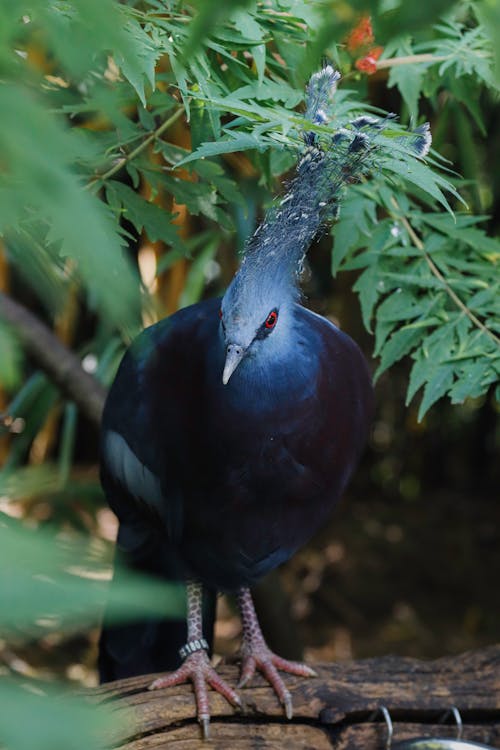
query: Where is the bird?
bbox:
[99,66,431,737]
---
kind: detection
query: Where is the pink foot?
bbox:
[238,642,316,719]
[237,586,316,720]
[149,650,241,739]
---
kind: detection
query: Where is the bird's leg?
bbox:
[236,587,316,719]
[149,580,240,739]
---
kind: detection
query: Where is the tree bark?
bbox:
[91,645,500,749]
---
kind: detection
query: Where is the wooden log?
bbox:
[92,645,500,749]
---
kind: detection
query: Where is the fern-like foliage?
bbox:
[0,3,499,747]
[1,0,498,419]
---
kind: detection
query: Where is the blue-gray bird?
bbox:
[99,66,431,736]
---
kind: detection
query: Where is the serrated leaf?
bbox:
[331,191,376,275]
[231,8,264,41]
[448,360,497,403]
[353,265,381,333]
[407,353,430,404]
[0,84,141,334]
[179,0,254,59]
[383,157,460,214]
[162,176,220,220]
[375,325,425,379]
[388,56,424,122]
[177,131,265,165]
[469,284,500,313]
[170,54,190,120]
[116,20,161,106]
[475,1,500,85]
[374,290,437,354]
[417,363,455,419]
[231,79,303,106]
[193,159,245,206]
[106,183,181,245]
[420,214,500,256]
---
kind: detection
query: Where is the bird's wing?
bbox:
[100,298,222,541]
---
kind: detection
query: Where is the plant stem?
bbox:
[376,50,490,70]
[390,197,500,348]
[86,106,184,188]
[376,53,450,69]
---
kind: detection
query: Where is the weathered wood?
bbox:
[92,645,500,749]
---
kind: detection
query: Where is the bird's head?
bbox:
[219,257,297,385]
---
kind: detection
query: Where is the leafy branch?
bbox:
[389,196,500,349]
[86,106,184,188]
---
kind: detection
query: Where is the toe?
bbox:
[259,659,293,718]
[200,716,210,741]
[193,670,211,722]
[207,670,242,708]
[148,667,188,691]
[238,656,256,688]
[271,655,317,678]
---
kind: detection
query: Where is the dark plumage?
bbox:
[99,66,430,736]
[102,298,372,589]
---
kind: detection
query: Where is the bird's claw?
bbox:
[238,644,317,719]
[148,650,241,739]
[200,716,210,741]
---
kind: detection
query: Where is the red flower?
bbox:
[346,15,374,53]
[355,46,384,75]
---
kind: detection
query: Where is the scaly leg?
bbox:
[149,581,240,739]
[237,587,316,719]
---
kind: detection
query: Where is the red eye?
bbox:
[265,310,278,329]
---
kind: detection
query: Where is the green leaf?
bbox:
[407,352,431,405]
[448,359,498,403]
[0,517,184,637]
[383,157,459,214]
[179,237,219,307]
[106,182,182,245]
[331,190,376,275]
[353,265,381,333]
[420,214,500,256]
[374,290,439,354]
[115,20,162,107]
[180,0,255,59]
[475,0,500,85]
[0,679,121,750]
[170,54,191,120]
[418,362,455,419]
[193,159,245,206]
[0,321,23,390]
[0,85,141,334]
[375,325,426,380]
[176,131,266,165]
[388,41,425,122]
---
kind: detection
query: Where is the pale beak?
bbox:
[222,344,246,385]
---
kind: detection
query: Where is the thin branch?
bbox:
[390,197,500,348]
[375,51,490,70]
[86,106,184,188]
[0,292,107,425]
[376,53,450,69]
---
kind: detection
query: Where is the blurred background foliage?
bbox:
[0,1,499,748]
